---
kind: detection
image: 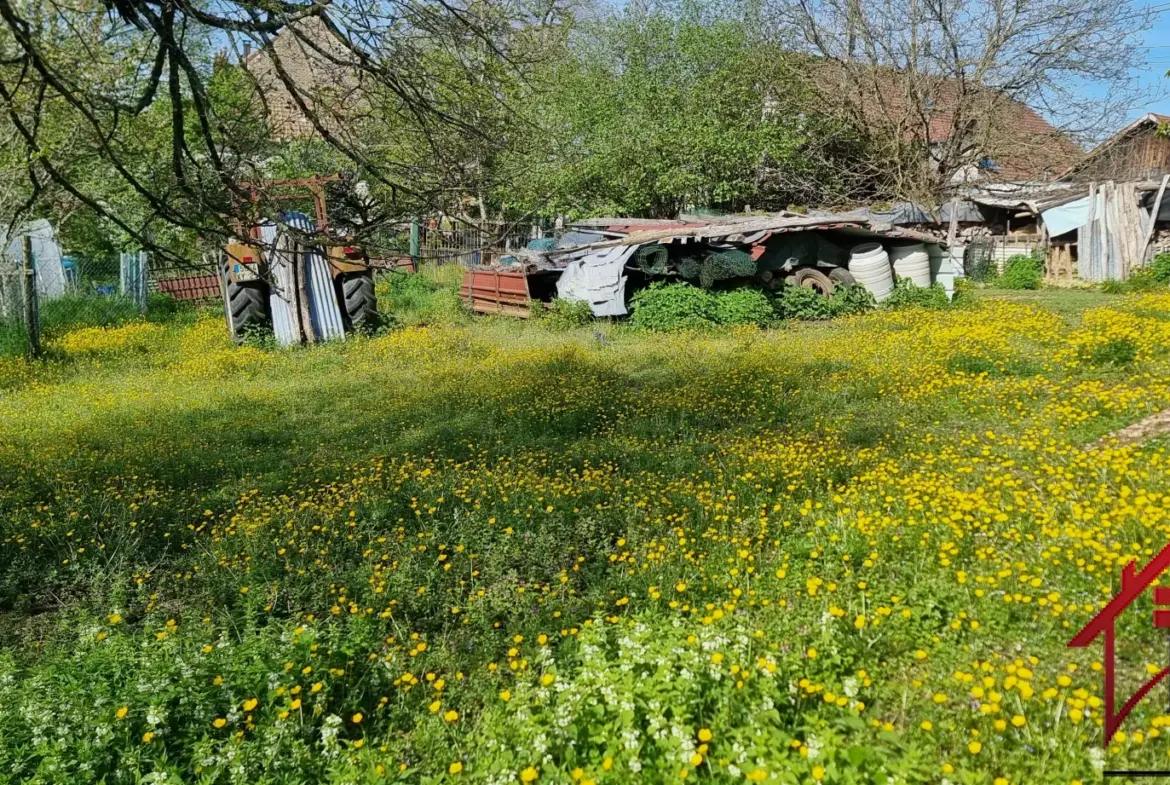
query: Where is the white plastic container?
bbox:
[848,243,895,302]
[927,244,944,283]
[928,243,957,301]
[889,242,931,287]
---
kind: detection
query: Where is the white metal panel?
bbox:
[556,245,636,316]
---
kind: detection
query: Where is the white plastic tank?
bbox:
[848,243,895,302]
[889,242,931,287]
[927,244,944,282]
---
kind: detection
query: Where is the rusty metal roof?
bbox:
[550,213,946,259]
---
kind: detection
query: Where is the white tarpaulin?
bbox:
[1041,194,1104,239]
[5,219,66,300]
[556,245,637,316]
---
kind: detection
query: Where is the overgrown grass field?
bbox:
[3,280,1170,784]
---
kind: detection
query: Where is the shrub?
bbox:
[1101,279,1127,294]
[832,283,878,315]
[1088,336,1138,366]
[774,283,876,321]
[1152,252,1170,283]
[775,284,835,320]
[881,279,950,310]
[539,297,594,330]
[1126,267,1164,292]
[999,252,1043,290]
[713,288,774,327]
[629,282,717,331]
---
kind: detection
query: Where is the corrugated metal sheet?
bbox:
[260,221,299,347]
[282,211,345,342]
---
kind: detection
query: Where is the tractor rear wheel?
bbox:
[222,264,270,340]
[339,272,379,333]
[794,267,836,297]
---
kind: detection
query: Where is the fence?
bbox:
[415,219,547,267]
[963,236,1044,281]
[0,249,155,358]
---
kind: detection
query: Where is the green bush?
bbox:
[775,284,835,320]
[1126,267,1164,292]
[712,288,773,327]
[881,279,950,310]
[774,282,876,321]
[998,252,1043,290]
[629,282,717,331]
[1152,252,1170,283]
[632,280,873,331]
[832,283,878,315]
[1101,279,1127,294]
[538,297,594,330]
[1088,336,1138,366]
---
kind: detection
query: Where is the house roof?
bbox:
[807,62,1082,182]
[1061,113,1170,179]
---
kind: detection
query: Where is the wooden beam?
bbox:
[1141,174,1170,265]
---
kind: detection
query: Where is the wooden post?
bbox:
[293,240,316,344]
[1142,174,1169,265]
[20,235,39,358]
[945,196,960,248]
[409,219,420,265]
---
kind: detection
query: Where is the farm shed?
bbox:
[1063,114,1170,184]
[1032,179,1170,282]
[461,211,957,318]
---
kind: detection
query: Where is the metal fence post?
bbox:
[20,235,40,358]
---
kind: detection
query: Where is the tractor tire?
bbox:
[222,266,270,341]
[794,267,835,297]
[338,272,379,333]
[828,267,856,286]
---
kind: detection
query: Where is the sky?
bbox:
[1127,1,1170,119]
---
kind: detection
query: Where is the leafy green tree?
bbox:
[499,1,866,218]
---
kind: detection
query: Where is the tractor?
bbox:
[220,174,378,342]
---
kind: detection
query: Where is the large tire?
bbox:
[828,267,856,285]
[338,272,379,333]
[222,264,270,340]
[794,267,835,297]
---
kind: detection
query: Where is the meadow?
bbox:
[2,277,1170,784]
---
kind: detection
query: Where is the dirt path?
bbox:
[1090,408,1170,450]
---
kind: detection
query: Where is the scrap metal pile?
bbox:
[460,212,960,317]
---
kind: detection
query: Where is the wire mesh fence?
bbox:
[416,219,547,267]
[0,267,30,355]
[0,250,156,357]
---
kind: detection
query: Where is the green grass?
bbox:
[3,288,1170,783]
[973,286,1120,322]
